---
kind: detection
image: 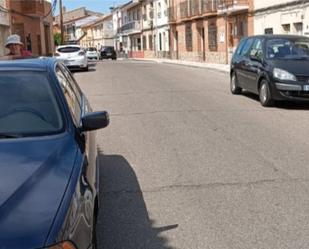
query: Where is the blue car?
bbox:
[0,58,109,249]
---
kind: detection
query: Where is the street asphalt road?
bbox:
[75,60,309,249]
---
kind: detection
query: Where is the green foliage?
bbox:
[54,33,61,46]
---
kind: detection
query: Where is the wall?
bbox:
[9,0,54,56]
[254,2,309,36]
[55,7,86,23]
[254,0,295,11]
[0,0,10,56]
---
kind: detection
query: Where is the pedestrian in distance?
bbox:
[4,34,32,59]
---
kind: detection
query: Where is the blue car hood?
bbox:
[0,134,77,249]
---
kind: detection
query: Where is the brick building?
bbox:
[169,0,254,64]
[8,0,54,56]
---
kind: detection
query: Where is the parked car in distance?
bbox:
[0,58,109,249]
[55,45,88,71]
[100,46,117,60]
[230,35,309,106]
[86,47,99,60]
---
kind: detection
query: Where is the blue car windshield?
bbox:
[0,71,64,138]
[267,38,309,59]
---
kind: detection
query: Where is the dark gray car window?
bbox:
[236,39,247,55]
[250,38,263,60]
[240,38,254,57]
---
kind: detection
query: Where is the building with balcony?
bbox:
[141,0,170,58]
[79,14,114,49]
[118,0,144,58]
[112,5,123,53]
[8,0,54,56]
[254,0,309,37]
[169,0,254,64]
[0,0,10,56]
[93,14,114,49]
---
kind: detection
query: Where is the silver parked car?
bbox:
[55,45,88,71]
[86,47,99,60]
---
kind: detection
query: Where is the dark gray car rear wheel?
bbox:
[230,72,242,94]
[259,79,274,107]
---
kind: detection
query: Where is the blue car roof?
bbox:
[0,57,57,71]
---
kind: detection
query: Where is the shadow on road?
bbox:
[97,151,178,249]
[241,91,309,110]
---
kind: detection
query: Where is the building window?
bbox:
[158,2,161,18]
[282,24,290,34]
[208,23,217,51]
[185,23,192,51]
[159,33,162,51]
[137,38,141,50]
[264,28,273,34]
[143,35,147,50]
[294,22,303,35]
[239,20,247,38]
[149,35,153,50]
[143,5,147,20]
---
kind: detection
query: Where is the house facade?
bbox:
[254,0,309,36]
[90,14,114,49]
[118,1,144,58]
[168,0,254,64]
[141,0,170,58]
[8,0,54,56]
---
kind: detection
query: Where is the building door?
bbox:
[199,28,206,61]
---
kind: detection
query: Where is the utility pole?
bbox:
[59,0,64,45]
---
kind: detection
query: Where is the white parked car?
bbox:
[86,47,99,60]
[55,45,88,71]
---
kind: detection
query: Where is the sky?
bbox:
[55,0,129,15]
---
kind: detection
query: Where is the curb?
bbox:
[131,58,230,74]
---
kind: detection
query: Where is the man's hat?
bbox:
[5,34,24,48]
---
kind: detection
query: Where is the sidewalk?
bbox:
[132,57,230,73]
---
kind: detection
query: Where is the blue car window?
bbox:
[240,38,254,57]
[0,71,64,137]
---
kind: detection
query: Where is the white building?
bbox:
[254,0,309,36]
[92,15,114,49]
[153,0,170,57]
[112,5,124,53]
[141,0,170,58]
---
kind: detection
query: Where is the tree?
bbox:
[54,33,61,46]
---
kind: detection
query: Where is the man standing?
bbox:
[5,34,32,57]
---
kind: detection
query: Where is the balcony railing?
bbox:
[217,0,249,12]
[180,1,188,19]
[119,21,141,33]
[179,0,217,19]
[168,7,177,22]
[201,0,217,13]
